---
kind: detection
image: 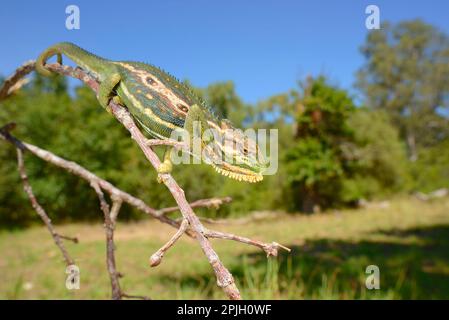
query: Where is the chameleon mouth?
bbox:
[213,165,263,183]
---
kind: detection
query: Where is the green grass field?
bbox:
[1,196,449,299]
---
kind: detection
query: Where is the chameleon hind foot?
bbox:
[157,161,173,174]
[158,147,173,173]
[156,162,172,183]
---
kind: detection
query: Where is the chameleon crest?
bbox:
[36,42,268,182]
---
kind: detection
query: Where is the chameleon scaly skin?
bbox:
[36,42,267,182]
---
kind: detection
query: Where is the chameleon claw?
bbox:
[104,96,123,114]
[157,173,169,184]
[105,105,113,114]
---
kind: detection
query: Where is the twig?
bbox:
[156,197,232,216]
[110,198,122,224]
[58,234,79,243]
[15,148,76,266]
[121,293,151,300]
[91,182,122,300]
[0,60,35,99]
[205,229,291,257]
[91,182,151,300]
[149,219,189,267]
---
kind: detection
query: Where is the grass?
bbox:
[1,196,449,299]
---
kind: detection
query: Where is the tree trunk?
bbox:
[301,187,318,213]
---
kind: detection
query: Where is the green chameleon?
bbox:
[36,42,267,182]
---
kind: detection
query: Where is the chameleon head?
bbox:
[201,121,268,183]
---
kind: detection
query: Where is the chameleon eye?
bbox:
[243,147,249,155]
[146,77,156,85]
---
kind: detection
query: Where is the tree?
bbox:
[284,76,356,212]
[357,20,449,160]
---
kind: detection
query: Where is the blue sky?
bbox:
[1,0,448,103]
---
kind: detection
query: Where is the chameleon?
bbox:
[36,42,267,182]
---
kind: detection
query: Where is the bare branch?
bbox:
[156,197,233,216]
[149,219,189,267]
[0,60,35,99]
[205,229,291,257]
[121,293,151,300]
[57,234,79,243]
[15,148,76,266]
[91,182,122,300]
[110,198,122,224]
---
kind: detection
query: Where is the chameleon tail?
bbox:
[36,42,107,77]
[36,47,63,77]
